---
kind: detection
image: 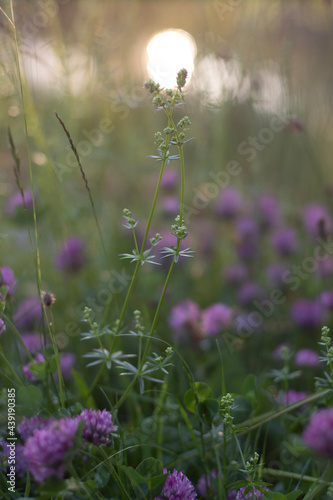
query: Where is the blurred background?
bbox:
[1,0,333,383]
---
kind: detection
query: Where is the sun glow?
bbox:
[146,29,197,88]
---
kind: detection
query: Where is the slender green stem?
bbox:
[262,467,332,485]
[0,347,23,385]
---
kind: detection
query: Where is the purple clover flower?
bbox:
[0,266,17,296]
[271,228,298,257]
[24,417,80,482]
[236,217,259,261]
[155,468,197,500]
[303,407,333,457]
[303,203,332,239]
[256,193,281,229]
[197,469,218,496]
[161,169,179,189]
[224,263,249,287]
[55,237,86,274]
[79,409,116,445]
[17,415,51,441]
[59,352,76,382]
[294,348,320,368]
[237,282,264,308]
[215,187,243,218]
[235,485,268,499]
[201,303,233,336]
[320,290,333,309]
[21,333,49,356]
[290,299,326,330]
[168,300,201,343]
[23,353,45,382]
[276,390,308,407]
[14,297,42,332]
[6,189,34,216]
[266,263,289,288]
[161,196,180,216]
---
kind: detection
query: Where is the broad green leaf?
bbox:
[17,385,43,416]
[94,465,110,489]
[184,382,213,412]
[136,458,163,478]
[197,398,219,427]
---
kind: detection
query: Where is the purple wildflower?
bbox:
[237,282,264,308]
[224,263,249,287]
[17,415,51,441]
[320,290,333,309]
[155,468,197,500]
[276,390,308,407]
[79,409,116,445]
[215,187,243,218]
[201,303,233,336]
[0,318,5,335]
[14,297,42,331]
[266,263,289,288]
[168,300,201,343]
[6,189,34,216]
[236,485,268,499]
[197,469,218,496]
[236,217,259,261]
[256,193,281,229]
[55,237,86,274]
[0,266,16,296]
[294,348,320,368]
[24,417,80,482]
[21,333,49,355]
[161,196,180,215]
[290,299,326,330]
[302,203,332,239]
[271,228,298,257]
[161,169,179,189]
[59,352,76,382]
[23,353,45,382]
[303,407,333,457]
[15,443,29,478]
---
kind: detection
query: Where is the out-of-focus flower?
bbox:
[303,407,333,457]
[266,263,289,288]
[236,217,259,261]
[224,262,249,286]
[161,196,180,215]
[320,290,333,309]
[23,353,45,382]
[271,228,298,256]
[276,390,308,407]
[79,408,116,445]
[215,187,243,218]
[14,297,42,331]
[0,318,6,335]
[237,282,264,308]
[55,237,86,274]
[273,343,291,362]
[161,169,179,189]
[294,348,320,368]
[302,203,332,239]
[6,189,34,217]
[21,333,49,355]
[168,300,201,343]
[41,291,56,308]
[197,469,218,496]
[0,266,17,296]
[256,193,281,229]
[201,303,233,336]
[155,468,197,500]
[290,299,326,330]
[24,417,80,482]
[235,485,268,499]
[59,352,76,382]
[17,415,52,441]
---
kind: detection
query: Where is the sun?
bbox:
[146,29,197,88]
